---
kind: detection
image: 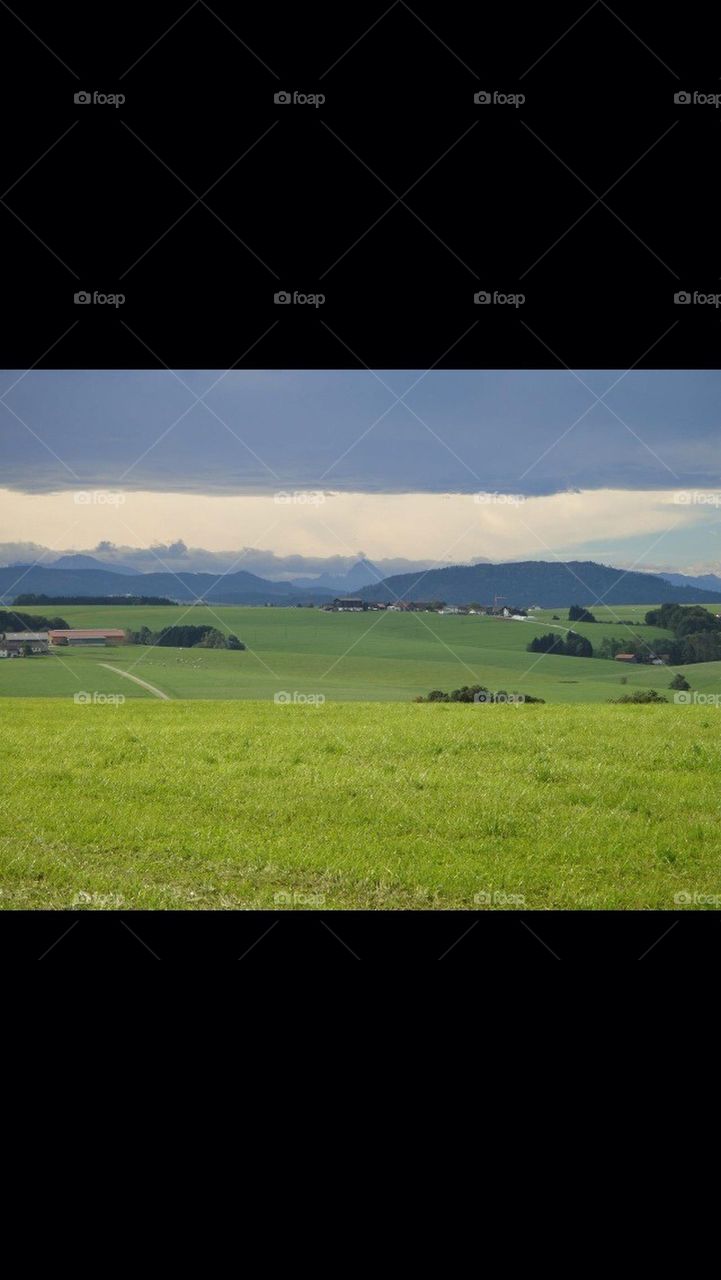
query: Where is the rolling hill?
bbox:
[355,560,721,607]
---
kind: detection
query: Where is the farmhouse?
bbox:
[331,598,367,611]
[614,653,637,663]
[0,631,49,655]
[48,628,126,646]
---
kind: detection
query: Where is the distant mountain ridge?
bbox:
[355,560,721,607]
[50,553,137,574]
[290,558,384,592]
[0,564,335,605]
[3,558,720,609]
[656,570,721,595]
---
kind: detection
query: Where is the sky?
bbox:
[1,369,720,577]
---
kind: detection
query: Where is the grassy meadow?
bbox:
[1,701,721,911]
[2,698,721,910]
[3,601,721,911]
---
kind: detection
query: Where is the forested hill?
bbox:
[355,560,721,607]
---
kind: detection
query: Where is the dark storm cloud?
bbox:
[1,369,720,496]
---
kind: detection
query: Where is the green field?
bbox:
[2,698,720,910]
[4,602,721,704]
[4,604,720,911]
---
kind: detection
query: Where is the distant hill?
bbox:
[4,558,718,609]
[0,564,335,605]
[50,554,137,574]
[656,571,721,596]
[356,560,721,607]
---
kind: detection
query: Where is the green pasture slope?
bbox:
[4,602,721,703]
[2,699,721,909]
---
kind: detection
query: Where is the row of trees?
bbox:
[527,631,593,657]
[125,625,245,650]
[14,594,174,606]
[0,609,69,632]
[568,604,596,622]
[595,633,718,664]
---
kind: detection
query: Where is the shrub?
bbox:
[569,604,596,623]
[416,685,544,704]
[610,689,668,704]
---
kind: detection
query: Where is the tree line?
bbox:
[0,609,69,632]
[14,593,175,606]
[527,630,593,657]
[527,605,721,666]
[125,624,245,649]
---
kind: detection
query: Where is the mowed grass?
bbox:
[4,603,717,704]
[1,699,720,910]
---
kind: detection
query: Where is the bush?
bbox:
[569,604,596,623]
[416,685,545,704]
[226,634,246,650]
[669,672,690,691]
[610,689,668,704]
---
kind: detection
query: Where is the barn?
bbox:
[48,628,126,646]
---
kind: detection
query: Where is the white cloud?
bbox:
[0,486,719,573]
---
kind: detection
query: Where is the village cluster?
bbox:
[320,597,540,615]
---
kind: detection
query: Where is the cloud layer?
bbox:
[2,486,721,576]
[2,369,720,496]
